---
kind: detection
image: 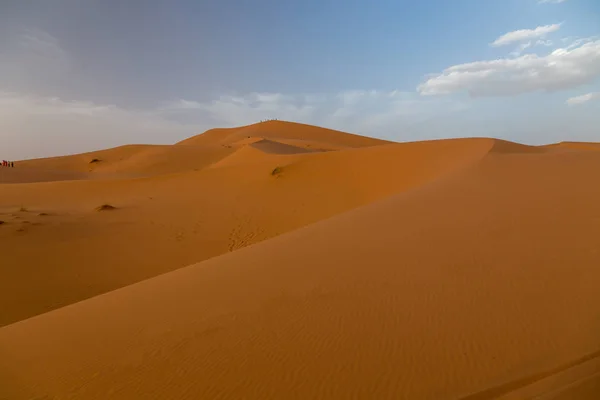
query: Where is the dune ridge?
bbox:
[176,120,390,148]
[1,121,599,399]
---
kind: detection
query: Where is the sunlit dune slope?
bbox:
[0,137,492,327]
[1,145,599,399]
[177,120,390,148]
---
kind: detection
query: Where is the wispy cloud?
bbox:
[162,90,469,136]
[538,0,568,4]
[0,28,71,93]
[491,24,562,47]
[418,39,600,97]
[509,39,555,57]
[16,29,67,60]
[566,92,600,106]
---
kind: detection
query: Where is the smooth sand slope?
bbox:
[1,122,483,327]
[1,121,599,399]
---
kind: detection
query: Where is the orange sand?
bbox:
[0,121,599,399]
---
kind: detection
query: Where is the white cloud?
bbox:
[537,40,554,47]
[509,39,555,58]
[491,24,562,47]
[538,0,568,4]
[565,36,600,50]
[418,39,600,97]
[566,92,600,105]
[510,42,533,57]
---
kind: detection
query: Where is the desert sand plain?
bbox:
[1,121,600,399]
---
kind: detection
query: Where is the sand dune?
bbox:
[177,120,390,148]
[9,121,383,184]
[1,121,599,399]
[0,135,490,327]
[15,144,236,181]
[0,166,90,183]
[545,142,600,152]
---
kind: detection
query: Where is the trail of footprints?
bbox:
[228,215,265,252]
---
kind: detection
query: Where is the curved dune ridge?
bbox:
[1,121,599,399]
[177,120,391,148]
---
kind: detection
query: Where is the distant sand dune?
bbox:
[545,141,600,152]
[16,144,236,181]
[176,120,390,148]
[489,139,549,154]
[1,122,599,399]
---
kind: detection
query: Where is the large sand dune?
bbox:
[1,121,599,399]
[177,120,390,148]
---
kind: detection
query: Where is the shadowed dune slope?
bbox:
[489,139,549,154]
[249,138,317,154]
[0,138,492,327]
[177,120,391,148]
[1,145,600,399]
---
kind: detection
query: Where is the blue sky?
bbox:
[1,0,599,159]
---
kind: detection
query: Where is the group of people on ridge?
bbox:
[2,160,14,167]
